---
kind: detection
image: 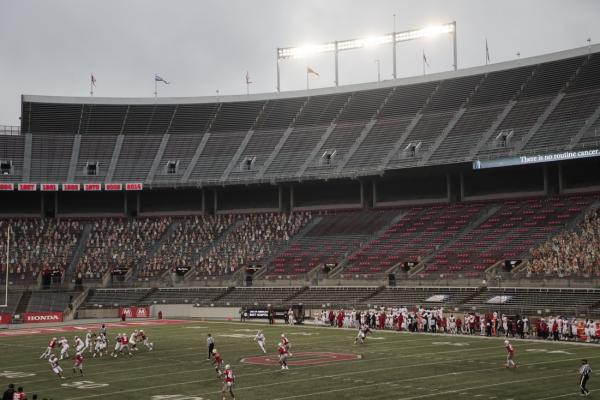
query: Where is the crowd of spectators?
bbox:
[139,215,234,279]
[76,217,170,279]
[317,307,599,342]
[528,208,600,277]
[194,212,312,277]
[0,219,82,281]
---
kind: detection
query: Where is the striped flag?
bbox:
[245,71,252,84]
[91,73,96,87]
[155,74,170,84]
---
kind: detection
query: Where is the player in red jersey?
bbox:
[138,329,154,351]
[13,386,26,400]
[504,340,516,368]
[221,364,235,400]
[280,333,292,354]
[120,333,132,357]
[278,342,290,370]
[212,349,224,377]
[40,337,58,359]
[73,353,84,376]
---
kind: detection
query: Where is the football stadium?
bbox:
[1,1,600,399]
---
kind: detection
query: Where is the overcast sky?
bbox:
[1,0,599,125]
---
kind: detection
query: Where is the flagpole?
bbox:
[154,73,158,98]
[306,65,309,90]
[422,51,426,76]
[90,74,94,97]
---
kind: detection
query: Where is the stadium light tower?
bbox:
[276,21,456,92]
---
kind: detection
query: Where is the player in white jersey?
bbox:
[83,330,93,353]
[254,330,267,354]
[59,337,70,360]
[74,336,85,354]
[49,354,65,379]
[130,330,139,352]
[93,334,105,357]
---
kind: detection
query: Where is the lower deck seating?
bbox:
[80,288,151,308]
[364,287,479,308]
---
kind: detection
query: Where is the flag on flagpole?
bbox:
[485,38,490,64]
[155,74,170,84]
[422,51,430,68]
[307,66,320,77]
[91,73,96,87]
[245,71,252,85]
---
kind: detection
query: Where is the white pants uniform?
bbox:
[52,365,63,374]
[257,339,266,353]
[60,344,70,359]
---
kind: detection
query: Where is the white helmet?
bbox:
[225,364,230,369]
[278,342,282,347]
[504,340,509,345]
[281,334,285,338]
[212,349,217,354]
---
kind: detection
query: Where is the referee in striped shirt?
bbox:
[580,359,592,396]
[207,334,215,360]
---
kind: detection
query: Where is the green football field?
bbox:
[0,319,597,400]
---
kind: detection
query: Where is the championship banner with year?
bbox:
[119,306,150,318]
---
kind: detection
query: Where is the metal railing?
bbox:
[0,125,20,136]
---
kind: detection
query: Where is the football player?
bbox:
[40,337,57,359]
[49,354,65,379]
[73,353,84,376]
[221,364,235,400]
[59,337,70,360]
[504,340,516,368]
[278,342,290,370]
[212,349,224,377]
[254,330,266,354]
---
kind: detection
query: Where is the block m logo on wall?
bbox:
[119,306,150,318]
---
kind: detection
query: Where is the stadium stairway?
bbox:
[408,203,503,279]
[329,210,408,279]
[136,287,158,303]
[254,216,322,279]
[131,220,180,281]
[63,222,93,283]
[14,290,31,315]
[184,218,244,281]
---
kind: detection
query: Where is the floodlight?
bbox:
[276,21,456,91]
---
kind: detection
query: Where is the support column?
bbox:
[213,190,218,215]
[290,185,295,211]
[201,189,206,214]
[40,192,45,217]
[359,180,365,208]
[459,172,465,200]
[372,180,377,207]
[278,185,283,212]
[136,192,141,216]
[558,163,564,193]
[123,192,128,216]
[543,165,549,195]
[54,192,58,218]
[446,173,452,202]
